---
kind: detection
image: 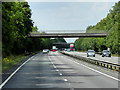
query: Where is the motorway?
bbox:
[64,51,118,64]
[2,52,119,89]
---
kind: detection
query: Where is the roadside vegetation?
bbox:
[75,1,120,55]
[2,2,52,57]
[2,54,28,71]
[2,2,65,71]
[2,51,41,72]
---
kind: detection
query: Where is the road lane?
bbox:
[3,53,69,88]
[64,51,118,64]
[2,52,118,89]
[48,52,118,88]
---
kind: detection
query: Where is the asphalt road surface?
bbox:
[64,51,118,64]
[2,52,119,89]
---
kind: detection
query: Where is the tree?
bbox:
[75,1,120,54]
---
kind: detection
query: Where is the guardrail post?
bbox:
[60,51,119,72]
[108,64,112,69]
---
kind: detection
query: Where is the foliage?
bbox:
[2,54,28,71]
[51,38,67,49]
[75,1,120,54]
[51,38,66,44]
[2,2,66,57]
[2,2,49,57]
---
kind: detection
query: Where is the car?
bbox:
[87,50,95,57]
[46,49,49,53]
[52,49,56,52]
[70,48,75,51]
[66,48,71,52]
[43,49,49,54]
[64,48,67,51]
[102,50,111,57]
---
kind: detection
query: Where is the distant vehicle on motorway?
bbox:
[87,50,95,57]
[70,48,75,51]
[43,49,49,54]
[66,48,71,52]
[64,48,67,51]
[52,49,56,52]
[102,50,111,57]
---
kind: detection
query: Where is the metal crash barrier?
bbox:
[60,51,120,72]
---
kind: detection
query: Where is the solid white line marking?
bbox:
[63,79,68,82]
[71,60,120,81]
[0,56,34,89]
[59,52,120,83]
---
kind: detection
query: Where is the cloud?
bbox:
[29,2,115,31]
[28,2,116,43]
[91,2,113,12]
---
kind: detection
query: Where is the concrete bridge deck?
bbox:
[28,33,108,38]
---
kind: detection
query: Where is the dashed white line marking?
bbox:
[63,79,68,82]
[59,73,62,76]
[0,56,34,89]
[48,54,69,84]
[35,77,46,79]
[56,69,59,72]
[48,54,57,69]
[53,65,56,68]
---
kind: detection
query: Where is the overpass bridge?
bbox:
[53,43,74,45]
[52,43,74,49]
[28,33,108,38]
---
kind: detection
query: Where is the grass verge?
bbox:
[111,54,120,57]
[2,54,28,72]
[2,51,40,72]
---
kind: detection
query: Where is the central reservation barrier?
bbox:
[60,51,120,72]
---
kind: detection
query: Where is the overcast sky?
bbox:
[28,2,116,43]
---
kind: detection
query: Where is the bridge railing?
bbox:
[30,30,109,34]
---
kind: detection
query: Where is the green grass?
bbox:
[2,54,28,72]
[111,54,120,57]
[2,51,41,72]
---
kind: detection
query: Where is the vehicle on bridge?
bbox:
[102,50,111,57]
[87,50,95,57]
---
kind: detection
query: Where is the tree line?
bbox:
[75,1,120,54]
[2,2,65,57]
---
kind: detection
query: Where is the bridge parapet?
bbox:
[28,32,108,38]
[32,30,109,34]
